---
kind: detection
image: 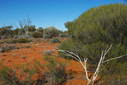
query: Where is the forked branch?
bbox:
[57,45,127,85]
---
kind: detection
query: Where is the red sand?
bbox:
[0,40,88,85]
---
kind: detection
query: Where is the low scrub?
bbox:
[0,65,47,85]
[31,32,43,38]
[99,75,127,85]
[50,38,61,43]
[0,46,18,53]
[44,56,69,85]
[0,56,71,85]
[8,38,32,43]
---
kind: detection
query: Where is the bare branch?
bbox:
[57,50,90,81]
[92,45,112,81]
[102,45,112,60]
[103,54,127,63]
[57,44,127,85]
[57,50,79,61]
[83,58,90,81]
[92,51,104,81]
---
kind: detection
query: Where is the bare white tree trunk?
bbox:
[58,45,127,85]
[19,17,32,38]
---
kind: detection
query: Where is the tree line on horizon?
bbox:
[0,21,68,40]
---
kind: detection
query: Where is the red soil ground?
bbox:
[0,40,87,85]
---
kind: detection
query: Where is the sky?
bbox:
[0,0,126,30]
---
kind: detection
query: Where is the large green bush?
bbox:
[60,4,127,83]
[66,4,127,44]
[60,4,127,61]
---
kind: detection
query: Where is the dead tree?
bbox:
[19,17,32,38]
[58,45,127,85]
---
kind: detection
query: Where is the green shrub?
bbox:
[0,66,20,85]
[0,26,13,39]
[50,38,61,43]
[44,27,62,39]
[59,32,70,38]
[0,56,71,85]
[65,4,127,45]
[0,65,47,85]
[60,4,127,84]
[59,39,78,59]
[78,42,127,64]
[31,32,43,38]
[0,46,17,53]
[9,38,32,43]
[99,62,127,85]
[44,56,68,85]
[100,75,127,85]
[60,4,127,62]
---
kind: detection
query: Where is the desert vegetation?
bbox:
[59,4,127,85]
[0,3,127,85]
